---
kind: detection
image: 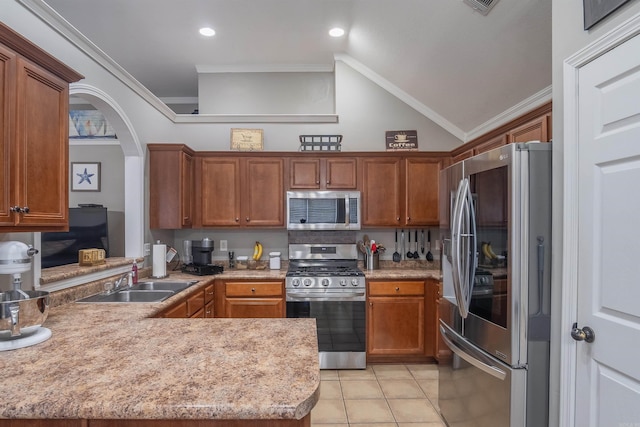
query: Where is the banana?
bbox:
[486,242,497,259]
[252,241,263,260]
[481,242,495,260]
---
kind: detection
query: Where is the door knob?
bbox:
[571,322,595,343]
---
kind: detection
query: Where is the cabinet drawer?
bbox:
[225,282,283,297]
[369,281,425,296]
[162,301,188,318]
[204,300,215,318]
[186,291,205,316]
[204,284,215,304]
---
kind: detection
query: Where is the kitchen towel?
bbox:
[152,243,167,277]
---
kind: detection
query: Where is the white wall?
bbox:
[158,61,463,152]
[69,144,125,257]
[550,1,640,426]
[69,145,124,210]
[199,71,335,115]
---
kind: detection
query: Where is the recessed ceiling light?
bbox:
[329,27,345,38]
[199,27,216,37]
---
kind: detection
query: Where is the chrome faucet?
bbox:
[111,272,132,293]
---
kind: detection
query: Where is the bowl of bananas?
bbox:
[234,242,268,270]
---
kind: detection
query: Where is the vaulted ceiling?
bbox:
[43,0,552,138]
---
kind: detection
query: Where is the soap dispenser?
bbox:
[131,261,138,284]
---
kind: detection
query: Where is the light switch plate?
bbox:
[220,240,228,251]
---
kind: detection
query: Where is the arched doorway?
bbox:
[69,83,144,258]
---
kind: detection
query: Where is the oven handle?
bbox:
[286,291,366,302]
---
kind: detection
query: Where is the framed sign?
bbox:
[385,130,418,151]
[71,162,101,192]
[584,0,632,29]
[230,128,264,151]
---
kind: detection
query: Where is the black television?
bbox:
[41,206,110,268]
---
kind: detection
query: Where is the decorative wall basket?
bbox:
[299,135,342,152]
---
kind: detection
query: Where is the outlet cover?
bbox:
[144,243,151,256]
[220,240,228,251]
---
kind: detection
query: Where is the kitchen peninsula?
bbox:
[0,284,320,426]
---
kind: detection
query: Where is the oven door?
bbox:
[286,289,366,369]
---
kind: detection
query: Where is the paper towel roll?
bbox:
[152,244,167,277]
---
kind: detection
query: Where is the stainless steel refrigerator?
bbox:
[438,142,551,426]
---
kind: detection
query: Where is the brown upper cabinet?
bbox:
[450,102,552,165]
[360,155,443,227]
[0,23,83,230]
[195,155,284,228]
[289,157,357,189]
[507,114,550,143]
[148,144,194,229]
[473,134,507,155]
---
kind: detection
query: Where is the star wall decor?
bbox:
[71,162,101,192]
[76,168,95,185]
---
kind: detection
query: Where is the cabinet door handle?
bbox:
[407,217,411,222]
[369,302,373,307]
[396,217,400,222]
[395,287,400,292]
[251,288,256,293]
[10,206,29,213]
[246,217,250,222]
[235,217,240,222]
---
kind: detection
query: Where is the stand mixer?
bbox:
[0,241,51,351]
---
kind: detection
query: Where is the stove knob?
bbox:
[321,278,330,287]
[303,278,313,287]
[351,279,360,287]
[339,279,347,287]
[291,278,300,287]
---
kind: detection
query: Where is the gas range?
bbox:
[285,244,365,290]
[285,240,366,370]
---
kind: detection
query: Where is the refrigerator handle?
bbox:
[440,321,507,381]
[535,236,545,315]
[459,181,478,314]
[451,179,466,316]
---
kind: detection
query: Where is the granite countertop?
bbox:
[3,261,443,420]
[0,280,320,421]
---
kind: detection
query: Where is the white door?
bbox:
[575,32,640,425]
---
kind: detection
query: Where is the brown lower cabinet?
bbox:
[222,280,285,318]
[367,279,439,363]
[157,283,215,318]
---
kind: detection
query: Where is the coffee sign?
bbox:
[385,130,418,151]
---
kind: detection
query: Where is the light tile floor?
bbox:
[311,364,445,427]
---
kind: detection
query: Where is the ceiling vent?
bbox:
[463,0,500,15]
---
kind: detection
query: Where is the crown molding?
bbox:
[465,86,552,142]
[18,0,178,120]
[174,114,338,123]
[334,53,466,141]
[196,64,334,73]
[160,97,199,105]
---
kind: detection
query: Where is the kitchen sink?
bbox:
[129,280,197,292]
[77,290,175,303]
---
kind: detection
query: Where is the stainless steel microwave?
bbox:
[286,191,361,230]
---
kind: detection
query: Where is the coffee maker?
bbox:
[181,238,223,276]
